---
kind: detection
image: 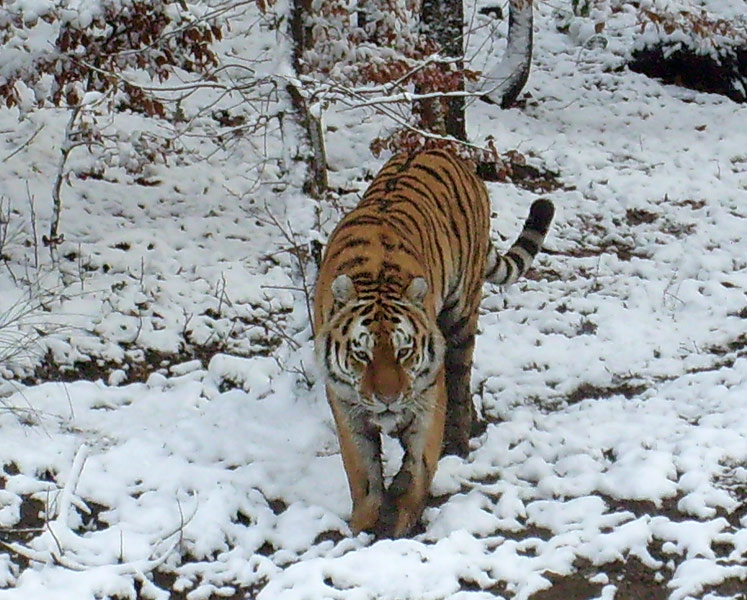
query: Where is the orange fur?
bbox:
[314,149,554,537]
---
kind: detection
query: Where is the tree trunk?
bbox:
[420,0,466,140]
[288,0,328,198]
[475,0,534,108]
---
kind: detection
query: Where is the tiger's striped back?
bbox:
[313,149,554,538]
[314,149,492,329]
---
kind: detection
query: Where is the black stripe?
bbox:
[398,175,442,205]
[441,294,460,313]
[444,361,470,378]
[381,260,403,273]
[449,163,479,270]
[342,215,380,228]
[412,163,452,195]
[443,315,470,338]
[515,234,540,256]
[326,237,371,261]
[395,152,418,174]
[379,234,396,251]
[351,271,374,283]
[444,158,473,220]
[397,241,420,260]
[412,164,462,243]
[340,319,352,336]
[384,210,428,249]
[427,337,436,363]
[338,256,368,271]
[484,257,503,280]
[506,251,526,274]
[328,371,348,386]
[449,335,475,351]
[334,340,345,373]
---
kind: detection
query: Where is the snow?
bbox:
[1,0,746,598]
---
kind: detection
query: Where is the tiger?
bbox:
[313,149,554,537]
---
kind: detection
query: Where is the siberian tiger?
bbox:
[313,149,554,537]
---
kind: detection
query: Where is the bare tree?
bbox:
[0,1,223,252]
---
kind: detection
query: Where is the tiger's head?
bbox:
[315,274,445,432]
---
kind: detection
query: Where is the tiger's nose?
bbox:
[360,340,408,405]
[375,392,400,406]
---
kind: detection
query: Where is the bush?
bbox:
[629,7,747,102]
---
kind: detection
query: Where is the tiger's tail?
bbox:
[485,198,555,286]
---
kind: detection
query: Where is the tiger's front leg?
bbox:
[438,309,479,458]
[377,371,447,537]
[327,389,385,534]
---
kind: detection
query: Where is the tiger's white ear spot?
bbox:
[332,274,356,305]
[406,277,428,305]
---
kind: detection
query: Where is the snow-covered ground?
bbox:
[1,0,746,599]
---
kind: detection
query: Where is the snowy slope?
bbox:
[1,0,746,599]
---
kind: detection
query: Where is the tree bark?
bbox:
[289,0,328,198]
[474,0,534,108]
[420,0,466,140]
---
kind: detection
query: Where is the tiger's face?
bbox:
[316,275,445,433]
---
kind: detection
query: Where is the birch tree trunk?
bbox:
[474,0,534,108]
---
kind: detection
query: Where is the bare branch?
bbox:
[2,125,46,163]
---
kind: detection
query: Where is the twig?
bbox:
[63,382,75,424]
[48,104,83,259]
[55,443,89,527]
[260,284,307,293]
[287,221,315,335]
[26,183,39,272]
[260,318,301,351]
[328,84,497,154]
[336,88,490,112]
[0,539,53,566]
[258,206,317,336]
[2,124,45,163]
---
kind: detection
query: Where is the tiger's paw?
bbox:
[374,499,424,538]
[373,478,427,538]
[350,493,383,535]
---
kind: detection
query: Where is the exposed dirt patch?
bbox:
[510,163,566,194]
[699,332,747,372]
[521,528,744,600]
[545,239,648,263]
[0,466,48,572]
[529,566,605,600]
[1,484,270,600]
[447,471,747,598]
[700,578,747,600]
[477,158,566,194]
[133,571,266,600]
[26,343,231,387]
[13,299,292,387]
[567,381,648,404]
[625,208,659,226]
[672,198,707,210]
[601,494,686,522]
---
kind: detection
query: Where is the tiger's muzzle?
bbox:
[359,336,410,413]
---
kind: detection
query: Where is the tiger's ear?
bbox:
[331,274,356,306]
[406,277,428,306]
